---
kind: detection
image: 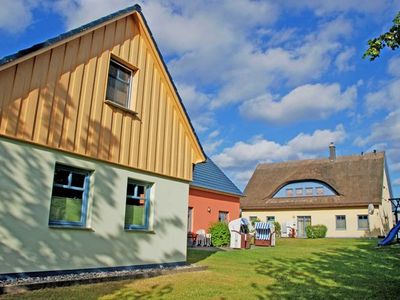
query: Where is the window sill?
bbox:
[105,100,138,117]
[124,228,155,234]
[49,225,95,231]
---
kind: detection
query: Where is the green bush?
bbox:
[249,217,261,227]
[273,221,281,237]
[208,222,230,247]
[306,224,328,238]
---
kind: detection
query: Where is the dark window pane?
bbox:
[71,173,86,188]
[137,185,145,197]
[127,183,136,196]
[336,216,346,229]
[106,60,131,107]
[116,67,131,82]
[109,61,119,78]
[52,186,83,199]
[54,169,69,185]
[358,215,369,229]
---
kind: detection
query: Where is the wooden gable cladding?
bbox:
[0,12,204,181]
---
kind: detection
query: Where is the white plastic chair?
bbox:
[196,229,206,246]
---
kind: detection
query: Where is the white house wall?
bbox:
[242,206,389,238]
[0,137,189,275]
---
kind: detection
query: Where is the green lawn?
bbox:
[2,239,400,299]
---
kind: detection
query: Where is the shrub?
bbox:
[273,221,281,237]
[208,222,230,247]
[306,224,328,238]
[250,217,261,227]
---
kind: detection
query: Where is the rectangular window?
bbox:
[49,164,91,227]
[267,216,275,223]
[219,211,229,222]
[295,188,303,196]
[286,188,293,197]
[305,187,313,196]
[106,59,133,108]
[125,180,151,230]
[336,215,346,230]
[316,187,325,195]
[358,215,369,230]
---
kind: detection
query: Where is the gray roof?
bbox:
[241,152,386,210]
[0,4,206,160]
[192,158,243,197]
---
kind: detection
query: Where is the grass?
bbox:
[2,239,400,299]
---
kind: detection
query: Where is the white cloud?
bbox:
[393,178,400,186]
[203,140,223,154]
[208,130,220,139]
[240,83,356,124]
[0,0,41,33]
[176,83,214,133]
[335,48,356,72]
[365,79,400,114]
[212,125,346,187]
[213,125,346,168]
[356,109,400,146]
[284,0,396,16]
[388,57,400,77]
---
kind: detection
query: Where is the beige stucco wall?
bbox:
[243,205,391,238]
[0,137,189,275]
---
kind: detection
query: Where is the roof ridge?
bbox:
[0,4,141,66]
[256,151,385,168]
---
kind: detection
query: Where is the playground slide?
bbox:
[379,221,400,246]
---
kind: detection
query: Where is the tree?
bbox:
[363,11,400,61]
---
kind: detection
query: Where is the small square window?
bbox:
[49,165,91,227]
[358,215,369,230]
[249,216,258,224]
[336,215,346,230]
[305,187,313,196]
[286,188,293,197]
[219,211,229,223]
[316,187,325,195]
[295,188,303,196]
[267,216,275,223]
[125,180,151,230]
[106,59,134,108]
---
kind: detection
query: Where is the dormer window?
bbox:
[273,180,337,198]
[106,59,134,108]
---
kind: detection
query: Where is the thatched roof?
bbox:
[241,152,386,210]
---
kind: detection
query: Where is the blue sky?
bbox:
[1,0,399,195]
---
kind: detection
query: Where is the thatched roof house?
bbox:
[241,145,394,238]
[242,152,386,210]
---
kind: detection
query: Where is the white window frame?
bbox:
[357,215,369,230]
[335,215,346,230]
[106,58,134,109]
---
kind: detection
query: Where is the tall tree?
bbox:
[363,11,400,61]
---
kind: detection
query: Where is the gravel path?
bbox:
[0,264,198,288]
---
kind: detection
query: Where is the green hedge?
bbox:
[208,222,230,247]
[306,224,328,238]
[273,221,281,237]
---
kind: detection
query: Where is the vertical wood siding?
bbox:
[0,14,203,181]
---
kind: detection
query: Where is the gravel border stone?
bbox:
[0,264,208,295]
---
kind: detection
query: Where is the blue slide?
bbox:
[379,221,400,246]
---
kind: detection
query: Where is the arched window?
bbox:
[272,180,338,198]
